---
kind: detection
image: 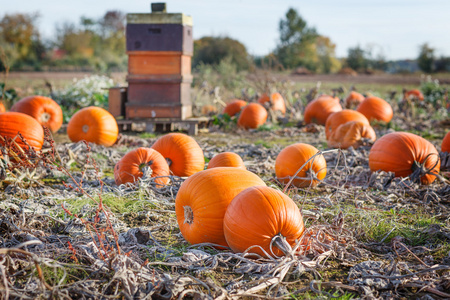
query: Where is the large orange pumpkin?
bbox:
[176,167,266,247]
[151,133,204,177]
[114,147,170,187]
[327,121,376,149]
[442,131,450,153]
[304,95,342,125]
[224,186,304,258]
[258,92,286,115]
[275,143,327,188]
[0,101,5,113]
[223,99,247,117]
[404,89,424,101]
[207,152,246,170]
[369,132,440,185]
[345,91,365,108]
[325,109,369,139]
[357,96,393,123]
[10,95,63,133]
[0,112,44,151]
[237,103,268,129]
[67,106,118,146]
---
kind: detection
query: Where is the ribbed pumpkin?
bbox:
[325,109,370,139]
[223,99,247,117]
[345,91,365,108]
[404,89,424,101]
[357,96,393,123]
[258,92,286,115]
[207,152,246,170]
[275,143,327,188]
[0,112,44,151]
[176,167,266,247]
[0,101,5,113]
[304,95,342,125]
[224,186,304,258]
[327,121,376,149]
[151,133,204,177]
[237,103,268,129]
[442,131,450,153]
[369,132,440,185]
[114,147,170,187]
[67,106,118,146]
[10,95,63,133]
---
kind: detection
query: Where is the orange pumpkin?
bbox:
[304,95,342,125]
[345,91,365,108]
[176,167,266,247]
[10,95,63,133]
[327,121,376,149]
[201,105,218,116]
[258,92,286,114]
[325,109,369,139]
[237,103,268,129]
[275,143,327,188]
[224,186,304,258]
[0,112,44,151]
[369,132,440,185]
[357,96,393,123]
[67,106,119,146]
[223,99,247,117]
[151,133,204,177]
[0,101,5,113]
[404,89,424,101]
[114,147,170,187]
[442,131,450,153]
[207,152,246,170]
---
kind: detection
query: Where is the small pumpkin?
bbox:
[442,131,450,153]
[0,112,44,151]
[151,132,204,177]
[67,106,119,146]
[0,101,5,113]
[201,105,218,116]
[357,96,393,123]
[275,143,327,188]
[224,186,304,258]
[327,121,376,149]
[10,95,63,132]
[237,103,268,129]
[304,95,342,125]
[369,132,440,185]
[176,167,266,247]
[345,91,365,108]
[258,92,286,114]
[223,99,247,117]
[404,89,424,101]
[114,147,170,187]
[325,109,369,139]
[207,152,246,170]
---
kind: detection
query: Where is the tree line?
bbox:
[0,8,448,74]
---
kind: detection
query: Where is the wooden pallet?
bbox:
[116,117,211,135]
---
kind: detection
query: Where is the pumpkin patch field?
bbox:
[0,72,450,299]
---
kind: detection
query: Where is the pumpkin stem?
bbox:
[410,153,441,183]
[139,160,154,171]
[183,206,194,224]
[271,234,294,258]
[40,112,51,123]
[82,125,89,133]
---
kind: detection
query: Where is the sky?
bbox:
[2,0,450,60]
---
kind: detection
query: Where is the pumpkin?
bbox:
[327,121,376,149]
[357,96,393,123]
[369,132,440,185]
[257,92,286,114]
[224,186,304,258]
[345,91,365,108]
[114,147,170,187]
[223,99,247,117]
[0,112,44,151]
[207,152,246,170]
[10,95,63,133]
[176,167,266,247]
[404,89,424,101]
[275,143,327,188]
[442,131,450,153]
[325,109,369,139]
[237,103,268,129]
[151,132,204,177]
[67,106,119,146]
[201,105,217,116]
[0,101,5,113]
[304,95,342,125]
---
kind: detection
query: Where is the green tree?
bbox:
[346,45,367,72]
[417,43,435,73]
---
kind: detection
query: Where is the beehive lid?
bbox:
[127,13,193,26]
